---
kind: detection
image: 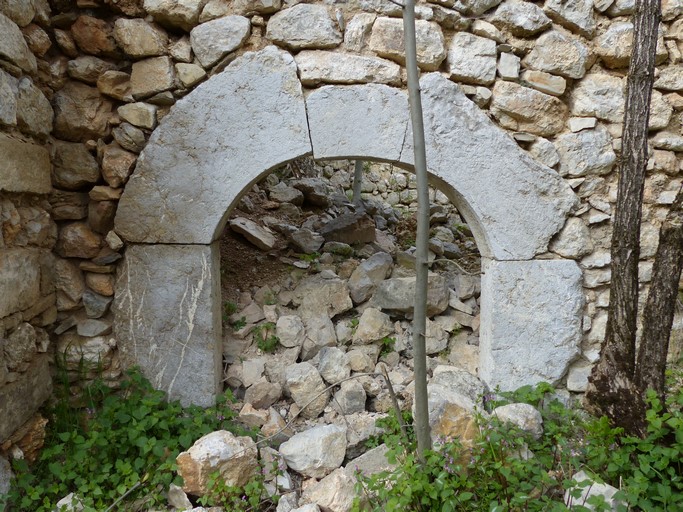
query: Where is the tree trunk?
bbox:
[403,0,432,458]
[635,186,683,396]
[585,0,661,435]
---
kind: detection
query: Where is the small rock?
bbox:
[230,217,277,251]
[279,424,347,479]
[285,362,329,419]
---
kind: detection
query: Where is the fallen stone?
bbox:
[564,471,625,511]
[318,346,350,385]
[266,4,342,50]
[244,377,282,410]
[301,314,337,361]
[276,315,305,349]
[295,51,401,86]
[230,217,277,251]
[190,15,250,68]
[301,467,356,512]
[447,32,496,85]
[353,307,393,344]
[289,228,324,254]
[348,251,393,304]
[292,275,352,318]
[279,424,347,478]
[285,362,329,418]
[493,403,544,440]
[318,212,376,245]
[176,430,259,495]
[372,275,449,317]
[167,483,193,511]
[369,17,446,71]
[333,379,367,415]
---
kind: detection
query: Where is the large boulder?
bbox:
[176,430,259,496]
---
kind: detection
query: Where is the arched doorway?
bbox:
[113,46,582,406]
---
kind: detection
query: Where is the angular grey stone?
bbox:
[51,141,99,191]
[292,275,352,318]
[318,346,350,384]
[175,62,206,88]
[244,378,282,410]
[555,125,616,178]
[114,18,168,58]
[447,32,496,85]
[0,134,51,194]
[0,248,40,318]
[0,13,37,73]
[372,275,449,317]
[369,17,446,71]
[344,13,376,52]
[0,354,52,441]
[480,260,583,390]
[333,379,367,415]
[266,4,342,50]
[649,90,673,131]
[143,0,208,31]
[4,322,36,370]
[544,0,595,37]
[269,182,303,204]
[113,243,221,407]
[230,217,276,251]
[492,403,544,439]
[190,16,250,68]
[353,307,393,345]
[348,252,393,304]
[116,47,311,244]
[301,314,337,361]
[118,102,157,130]
[285,362,329,419]
[130,56,175,99]
[15,78,52,139]
[279,424,347,478]
[276,315,305,348]
[565,471,625,511]
[491,0,551,37]
[77,319,112,337]
[595,22,668,69]
[301,467,356,512]
[0,455,12,496]
[523,29,591,80]
[83,289,112,318]
[0,0,35,26]
[295,51,401,86]
[654,65,683,92]
[289,228,324,254]
[451,0,504,16]
[570,73,625,123]
[427,365,486,419]
[566,361,592,392]
[491,80,568,136]
[0,68,17,126]
[67,56,117,84]
[112,123,146,153]
[549,217,594,259]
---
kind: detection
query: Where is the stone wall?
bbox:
[0,0,682,439]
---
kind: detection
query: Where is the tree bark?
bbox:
[403,0,432,458]
[585,0,661,434]
[635,186,683,396]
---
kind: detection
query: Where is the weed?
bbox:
[232,316,247,331]
[254,322,279,353]
[379,336,396,357]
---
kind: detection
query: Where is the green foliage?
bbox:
[232,316,247,331]
[298,252,320,263]
[198,470,275,511]
[254,322,279,353]
[379,336,396,357]
[354,380,683,512]
[1,369,252,512]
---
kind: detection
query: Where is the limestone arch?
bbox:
[114,46,583,406]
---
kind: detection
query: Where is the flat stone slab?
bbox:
[401,73,577,260]
[479,259,583,390]
[0,354,52,442]
[115,46,311,244]
[113,243,222,407]
[0,134,51,194]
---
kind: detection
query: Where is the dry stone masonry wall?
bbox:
[0,0,682,444]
